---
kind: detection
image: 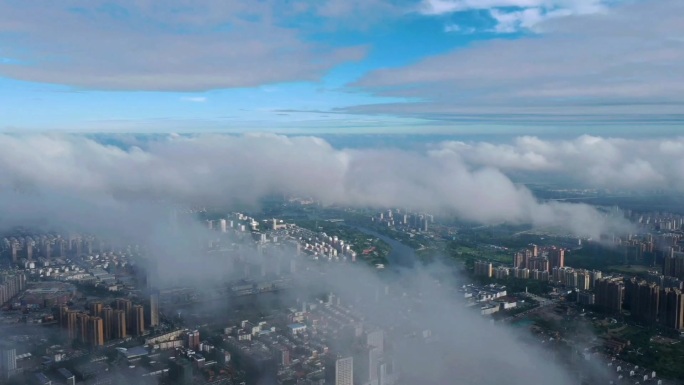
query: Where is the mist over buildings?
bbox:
[0,132,662,384]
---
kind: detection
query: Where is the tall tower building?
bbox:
[113,310,127,339]
[88,317,104,347]
[185,330,200,350]
[660,288,684,330]
[474,261,493,278]
[336,356,353,385]
[66,310,79,340]
[114,298,132,314]
[102,307,114,341]
[626,279,660,325]
[548,248,565,269]
[513,252,525,268]
[368,347,382,384]
[595,278,624,313]
[146,290,160,329]
[132,305,145,336]
[59,305,69,329]
[114,298,133,332]
[0,345,17,380]
[89,302,103,317]
[77,313,89,344]
[366,330,384,353]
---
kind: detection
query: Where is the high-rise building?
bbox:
[625,279,660,325]
[368,347,382,384]
[185,330,200,350]
[114,298,133,333]
[66,310,79,340]
[659,288,684,330]
[113,310,127,339]
[589,270,602,290]
[114,298,132,315]
[513,252,525,268]
[548,248,565,269]
[89,302,103,317]
[564,270,578,288]
[595,278,624,313]
[146,290,160,329]
[577,291,595,306]
[576,270,591,291]
[663,249,684,280]
[77,313,89,344]
[132,305,145,336]
[169,358,193,385]
[332,356,353,385]
[529,244,538,258]
[102,307,114,341]
[513,267,530,279]
[0,345,17,380]
[59,305,69,329]
[88,317,104,347]
[366,330,384,353]
[494,266,510,279]
[474,261,492,278]
[528,257,549,273]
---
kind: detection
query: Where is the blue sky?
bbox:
[0,0,682,134]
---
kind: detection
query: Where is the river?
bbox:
[352,227,417,269]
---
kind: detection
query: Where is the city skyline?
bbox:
[0,0,682,134]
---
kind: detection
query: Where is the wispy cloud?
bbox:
[421,0,612,32]
[443,23,475,34]
[181,96,208,103]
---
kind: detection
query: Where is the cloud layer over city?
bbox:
[0,133,647,238]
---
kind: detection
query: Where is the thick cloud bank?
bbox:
[438,135,684,190]
[0,133,634,237]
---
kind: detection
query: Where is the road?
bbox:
[502,293,556,322]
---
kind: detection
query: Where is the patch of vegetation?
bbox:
[565,242,626,271]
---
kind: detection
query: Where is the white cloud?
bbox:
[421,0,612,32]
[181,96,207,103]
[436,135,684,190]
[0,1,365,91]
[444,23,476,33]
[350,0,684,124]
[0,134,631,238]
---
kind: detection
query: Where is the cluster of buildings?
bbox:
[474,241,684,331]
[201,212,359,263]
[371,209,432,233]
[2,234,112,265]
[276,227,357,262]
[57,294,159,348]
[460,283,517,316]
[0,271,26,309]
[475,245,595,287]
[1,230,141,294]
[220,297,395,385]
[629,210,684,232]
[580,276,684,330]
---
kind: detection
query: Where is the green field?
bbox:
[605,264,655,274]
